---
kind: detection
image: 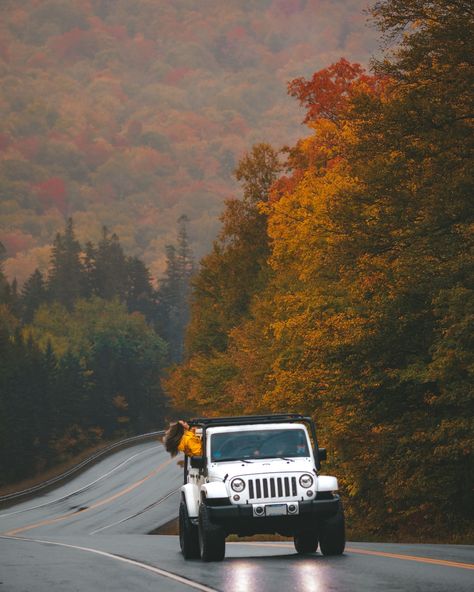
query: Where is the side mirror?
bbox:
[190,455,205,469]
[318,448,327,462]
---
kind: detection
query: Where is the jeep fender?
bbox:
[181,483,199,518]
[201,481,229,499]
[317,475,338,492]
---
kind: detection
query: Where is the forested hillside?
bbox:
[0,218,193,486]
[166,0,474,542]
[0,0,376,285]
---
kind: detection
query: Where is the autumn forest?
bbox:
[1,0,473,543]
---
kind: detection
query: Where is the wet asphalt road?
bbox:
[0,440,472,591]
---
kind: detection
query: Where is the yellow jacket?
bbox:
[178,429,202,456]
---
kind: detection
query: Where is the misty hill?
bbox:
[0,0,377,284]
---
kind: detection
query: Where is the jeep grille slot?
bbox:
[249,480,254,498]
[270,479,276,497]
[246,476,299,501]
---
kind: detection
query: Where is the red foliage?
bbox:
[89,16,128,42]
[50,28,99,61]
[94,182,117,202]
[226,26,247,43]
[27,51,52,68]
[164,67,192,85]
[288,58,380,123]
[0,38,10,62]
[126,119,143,140]
[86,141,112,167]
[1,231,36,256]
[48,130,66,141]
[106,24,128,41]
[74,131,112,167]
[0,133,11,152]
[274,0,304,17]
[34,177,67,214]
[269,172,304,203]
[132,35,156,62]
[112,134,129,148]
[15,136,40,160]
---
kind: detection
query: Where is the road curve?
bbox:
[1,439,472,592]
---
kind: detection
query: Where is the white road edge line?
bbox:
[89,487,181,535]
[0,445,163,519]
[0,535,218,592]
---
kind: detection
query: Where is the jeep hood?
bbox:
[207,457,315,481]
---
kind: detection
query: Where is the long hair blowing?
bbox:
[164,421,184,457]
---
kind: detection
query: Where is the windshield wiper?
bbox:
[247,455,295,462]
[214,457,252,463]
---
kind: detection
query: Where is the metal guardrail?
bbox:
[0,430,165,505]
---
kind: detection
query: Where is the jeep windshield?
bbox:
[210,429,310,462]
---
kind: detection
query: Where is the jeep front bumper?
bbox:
[205,496,340,536]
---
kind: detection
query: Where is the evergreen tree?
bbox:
[47,218,85,310]
[82,241,98,299]
[21,269,47,323]
[0,225,168,486]
[3,278,21,318]
[91,227,128,301]
[126,255,156,321]
[0,241,8,305]
[158,216,195,363]
[54,351,90,434]
[0,240,21,316]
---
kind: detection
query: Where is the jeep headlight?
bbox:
[231,478,245,492]
[299,474,314,488]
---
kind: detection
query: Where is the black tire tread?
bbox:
[294,530,318,554]
[318,502,346,556]
[179,499,200,559]
[199,502,226,562]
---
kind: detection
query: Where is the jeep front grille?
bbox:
[247,476,297,500]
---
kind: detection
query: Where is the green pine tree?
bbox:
[47,218,85,310]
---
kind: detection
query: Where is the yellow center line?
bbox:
[346,547,474,571]
[229,542,474,571]
[4,457,175,536]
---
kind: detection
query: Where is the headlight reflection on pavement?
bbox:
[223,556,328,592]
[226,561,258,592]
[297,561,329,592]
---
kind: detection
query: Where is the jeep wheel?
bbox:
[179,499,200,559]
[198,503,226,561]
[318,502,345,556]
[294,531,318,554]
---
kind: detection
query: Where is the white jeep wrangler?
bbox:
[179,414,345,561]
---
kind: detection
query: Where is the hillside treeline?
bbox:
[0,219,193,485]
[166,0,474,541]
[0,0,375,285]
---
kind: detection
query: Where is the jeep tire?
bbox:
[318,502,345,556]
[294,530,318,554]
[198,502,226,561]
[179,498,200,559]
